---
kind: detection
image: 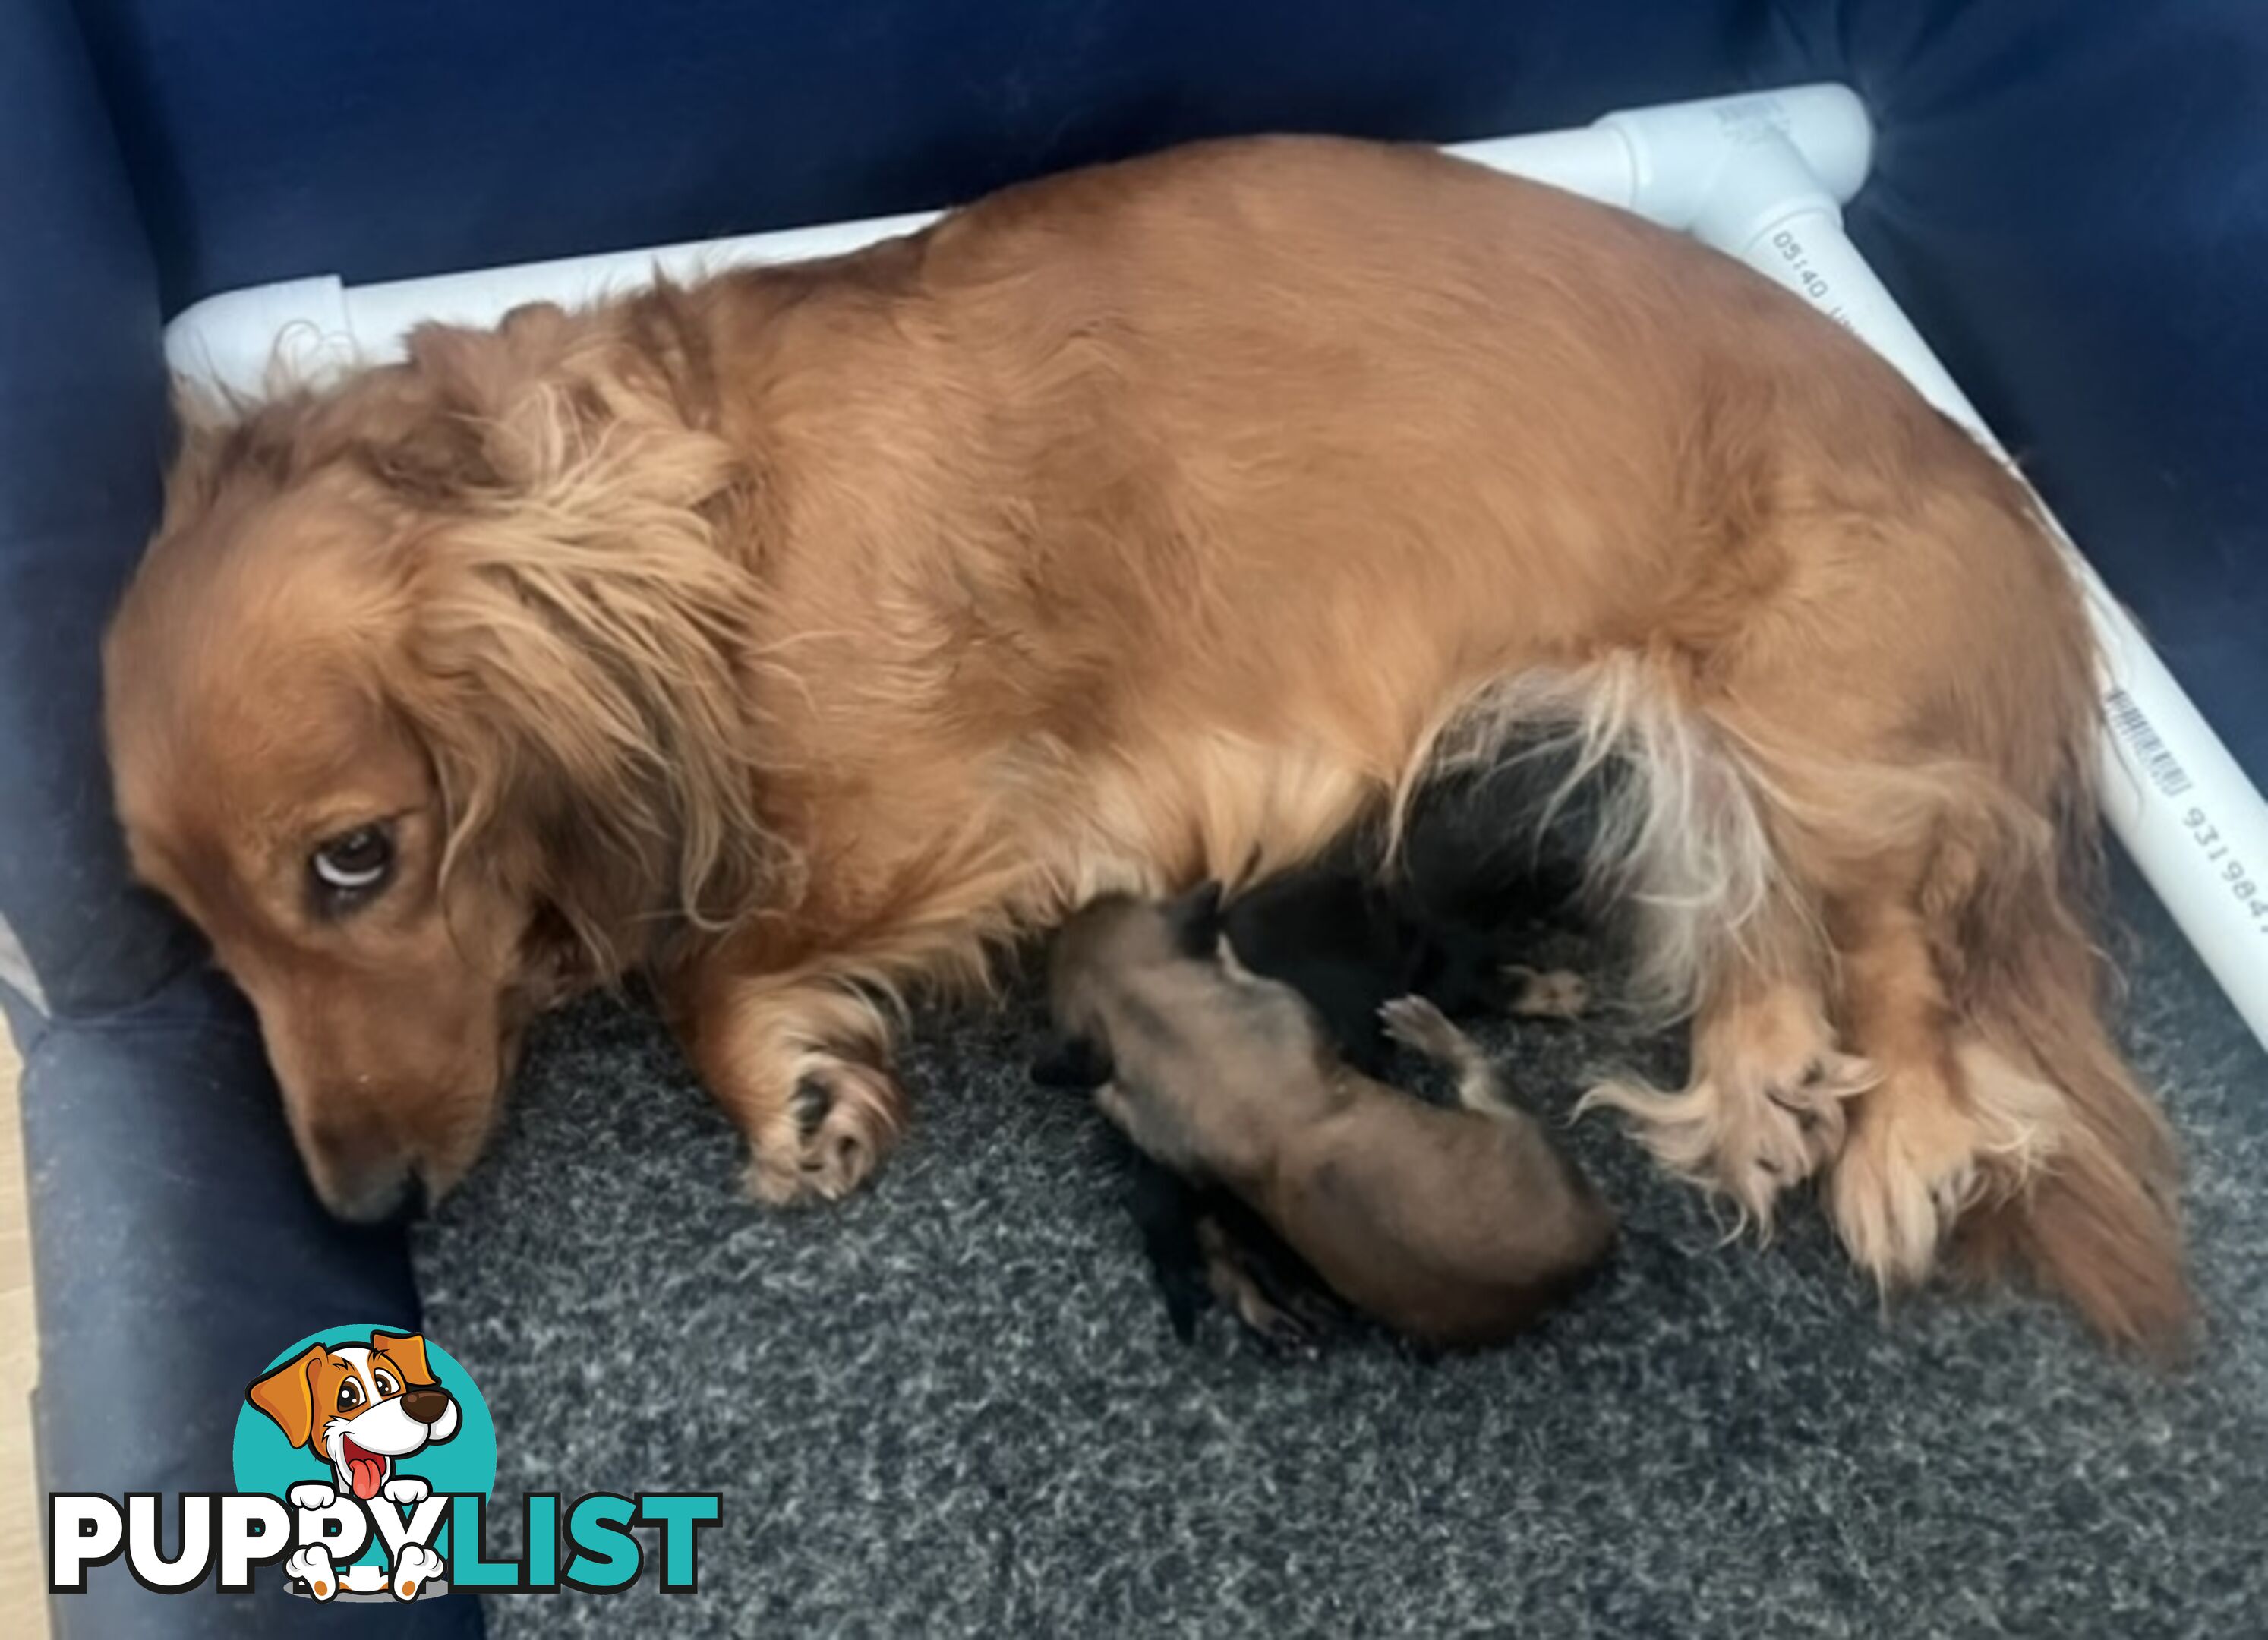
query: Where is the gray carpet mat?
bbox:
[414,866,2268,1637]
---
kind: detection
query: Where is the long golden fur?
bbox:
[103,137,2187,1348]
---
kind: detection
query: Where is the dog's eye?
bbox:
[309,825,395,904]
[371,1367,399,1397]
[336,1378,364,1413]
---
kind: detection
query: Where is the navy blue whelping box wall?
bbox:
[5,2,2265,1634]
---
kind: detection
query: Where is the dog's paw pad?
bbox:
[391,1542,445,1601]
[746,1058,906,1206]
[285,1546,337,1601]
[790,1075,832,1137]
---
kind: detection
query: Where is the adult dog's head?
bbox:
[104,298,773,1219]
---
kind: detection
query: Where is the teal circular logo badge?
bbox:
[232,1326,495,1598]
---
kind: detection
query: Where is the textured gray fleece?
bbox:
[413,865,2268,1637]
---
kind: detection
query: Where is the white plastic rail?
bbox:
[166,84,2268,1051]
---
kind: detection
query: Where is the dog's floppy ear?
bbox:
[371,1331,437,1388]
[378,317,788,981]
[1030,1030,1115,1091]
[1162,880,1226,960]
[246,1345,326,1451]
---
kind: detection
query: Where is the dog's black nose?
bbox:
[402,1389,452,1425]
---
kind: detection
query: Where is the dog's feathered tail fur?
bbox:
[1934,745,2192,1351]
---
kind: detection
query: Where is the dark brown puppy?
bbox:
[1047,888,1616,1348]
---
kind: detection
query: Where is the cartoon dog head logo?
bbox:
[248,1331,462,1503]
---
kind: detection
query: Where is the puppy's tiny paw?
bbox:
[1198,1222,1338,1355]
[1506,965,1590,1020]
[1248,1306,1323,1355]
[1279,1282,1346,1345]
[1379,995,1461,1058]
[285,1545,338,1601]
[1213,1273,1323,1354]
[380,1476,431,1506]
[391,1541,445,1601]
[287,1481,338,1512]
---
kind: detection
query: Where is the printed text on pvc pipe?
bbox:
[1770,230,1851,330]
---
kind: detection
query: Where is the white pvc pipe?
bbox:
[165,84,1874,398]
[161,84,2268,1051]
[166,211,939,399]
[1602,118,2268,1052]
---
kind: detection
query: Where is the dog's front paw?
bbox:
[285,1545,339,1601]
[287,1481,338,1512]
[391,1542,445,1601]
[746,1055,906,1206]
[381,1476,431,1507]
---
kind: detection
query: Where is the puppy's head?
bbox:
[1052,882,1223,977]
[1037,884,1226,1087]
[105,302,769,1219]
[248,1331,460,1500]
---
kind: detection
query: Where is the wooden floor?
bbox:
[1,1028,48,1636]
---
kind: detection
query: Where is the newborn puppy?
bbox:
[1220,865,1588,1080]
[1046,887,1617,1348]
[1219,746,1602,1074]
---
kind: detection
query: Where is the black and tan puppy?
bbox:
[1219,743,1601,1078]
[1045,887,1617,1348]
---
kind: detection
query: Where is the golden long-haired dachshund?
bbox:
[103,137,2186,1348]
